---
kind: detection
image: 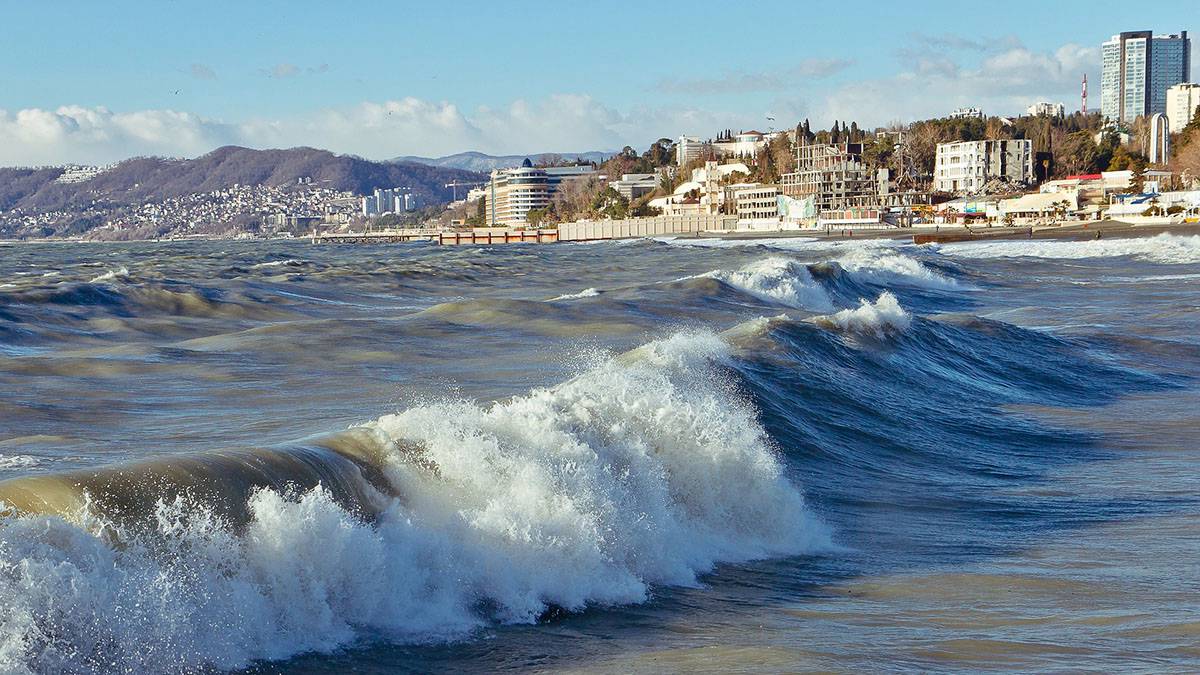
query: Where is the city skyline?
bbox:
[2,0,1198,166]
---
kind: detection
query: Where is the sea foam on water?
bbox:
[0,330,829,674]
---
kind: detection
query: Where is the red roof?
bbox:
[1062,173,1102,181]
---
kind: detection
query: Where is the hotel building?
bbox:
[485,162,597,227]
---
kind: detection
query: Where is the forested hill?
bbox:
[0,146,485,214]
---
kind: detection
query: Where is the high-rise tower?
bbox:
[1100,30,1190,123]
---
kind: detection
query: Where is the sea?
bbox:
[0,233,1198,673]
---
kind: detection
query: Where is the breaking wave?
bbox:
[810,292,911,337]
[550,287,601,301]
[0,331,829,673]
[833,246,961,290]
[940,233,1200,265]
[89,266,130,284]
[696,257,835,311]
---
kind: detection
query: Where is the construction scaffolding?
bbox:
[780,140,930,226]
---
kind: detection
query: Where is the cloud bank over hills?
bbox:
[0,38,1144,167]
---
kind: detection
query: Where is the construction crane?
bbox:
[444,180,484,201]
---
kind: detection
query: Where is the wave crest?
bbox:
[0,331,829,672]
[698,257,835,311]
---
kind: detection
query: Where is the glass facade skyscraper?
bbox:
[1100,30,1190,123]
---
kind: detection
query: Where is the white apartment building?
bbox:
[676,136,708,166]
[1101,30,1191,122]
[734,184,780,223]
[934,139,1034,194]
[948,107,984,120]
[1167,82,1200,133]
[1026,101,1065,117]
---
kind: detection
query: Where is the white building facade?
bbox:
[934,139,1034,194]
[1167,82,1200,133]
[1026,101,1065,117]
[1102,30,1191,123]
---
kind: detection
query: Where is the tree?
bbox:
[1056,131,1099,176]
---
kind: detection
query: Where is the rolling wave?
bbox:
[0,330,829,673]
[940,233,1200,265]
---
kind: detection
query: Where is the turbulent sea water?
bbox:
[0,233,1198,673]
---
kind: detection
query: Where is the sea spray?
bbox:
[810,292,912,337]
[940,233,1200,265]
[695,257,836,311]
[0,330,829,673]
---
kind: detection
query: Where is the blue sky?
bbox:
[1,0,1196,165]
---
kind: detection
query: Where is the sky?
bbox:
[1,0,1196,166]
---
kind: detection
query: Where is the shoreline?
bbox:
[702,220,1200,244]
[4,220,1199,247]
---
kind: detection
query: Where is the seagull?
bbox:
[172,89,180,95]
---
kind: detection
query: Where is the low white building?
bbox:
[934,139,1033,194]
[1026,101,1065,117]
[1167,83,1200,135]
[610,173,659,201]
[948,107,984,119]
[734,184,780,226]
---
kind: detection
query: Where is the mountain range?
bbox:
[0,146,485,215]
[392,150,613,173]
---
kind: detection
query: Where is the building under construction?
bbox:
[780,140,929,226]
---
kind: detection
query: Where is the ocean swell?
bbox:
[0,331,829,673]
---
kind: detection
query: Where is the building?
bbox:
[780,142,882,215]
[676,136,708,166]
[610,173,658,201]
[933,139,1033,194]
[1101,30,1191,123]
[948,107,984,119]
[1026,101,1065,117]
[712,130,772,159]
[1167,82,1200,133]
[734,185,780,224]
[485,161,597,226]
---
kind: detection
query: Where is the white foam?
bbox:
[696,257,835,311]
[0,331,830,673]
[550,287,601,301]
[656,236,822,249]
[811,292,911,337]
[835,246,960,290]
[941,233,1200,265]
[89,266,129,283]
[0,455,40,470]
[250,259,301,269]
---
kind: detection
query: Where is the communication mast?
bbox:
[1081,74,1088,115]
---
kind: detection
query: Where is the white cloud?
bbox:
[817,41,1098,125]
[0,96,765,166]
[0,106,240,165]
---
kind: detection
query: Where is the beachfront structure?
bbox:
[933,139,1034,194]
[1101,31,1190,123]
[649,161,751,216]
[780,142,881,214]
[1166,83,1200,133]
[733,185,780,225]
[948,107,984,120]
[485,162,597,227]
[1026,101,1065,117]
[610,173,658,201]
